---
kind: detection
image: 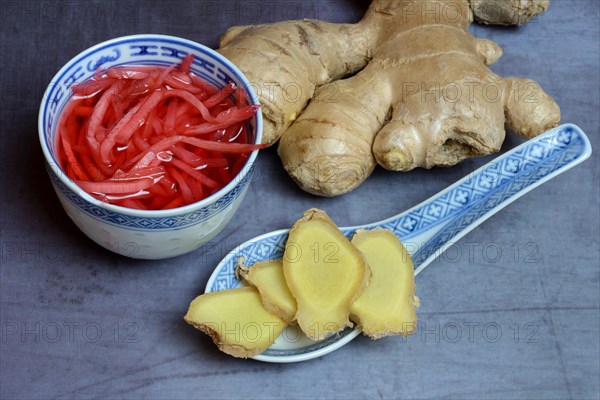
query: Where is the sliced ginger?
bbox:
[184,211,421,358]
[283,209,370,341]
[236,229,420,340]
[350,229,420,338]
[237,259,297,324]
[184,287,285,358]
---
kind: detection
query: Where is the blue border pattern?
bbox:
[410,126,587,265]
[49,165,253,231]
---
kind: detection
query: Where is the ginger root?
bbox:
[469,0,550,26]
[218,18,370,146]
[350,229,420,338]
[218,0,559,196]
[283,209,370,340]
[184,287,285,358]
[237,259,297,324]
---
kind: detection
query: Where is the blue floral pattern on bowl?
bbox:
[47,164,253,231]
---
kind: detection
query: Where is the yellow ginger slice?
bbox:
[184,287,285,358]
[283,208,370,341]
[237,259,297,324]
[350,229,419,339]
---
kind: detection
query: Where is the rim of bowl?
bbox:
[38,33,263,218]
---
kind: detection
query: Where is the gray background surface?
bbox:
[1,1,599,399]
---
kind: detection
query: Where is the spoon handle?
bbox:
[357,124,591,275]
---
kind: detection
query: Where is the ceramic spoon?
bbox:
[204,123,591,363]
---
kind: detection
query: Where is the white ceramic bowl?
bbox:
[38,34,263,260]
